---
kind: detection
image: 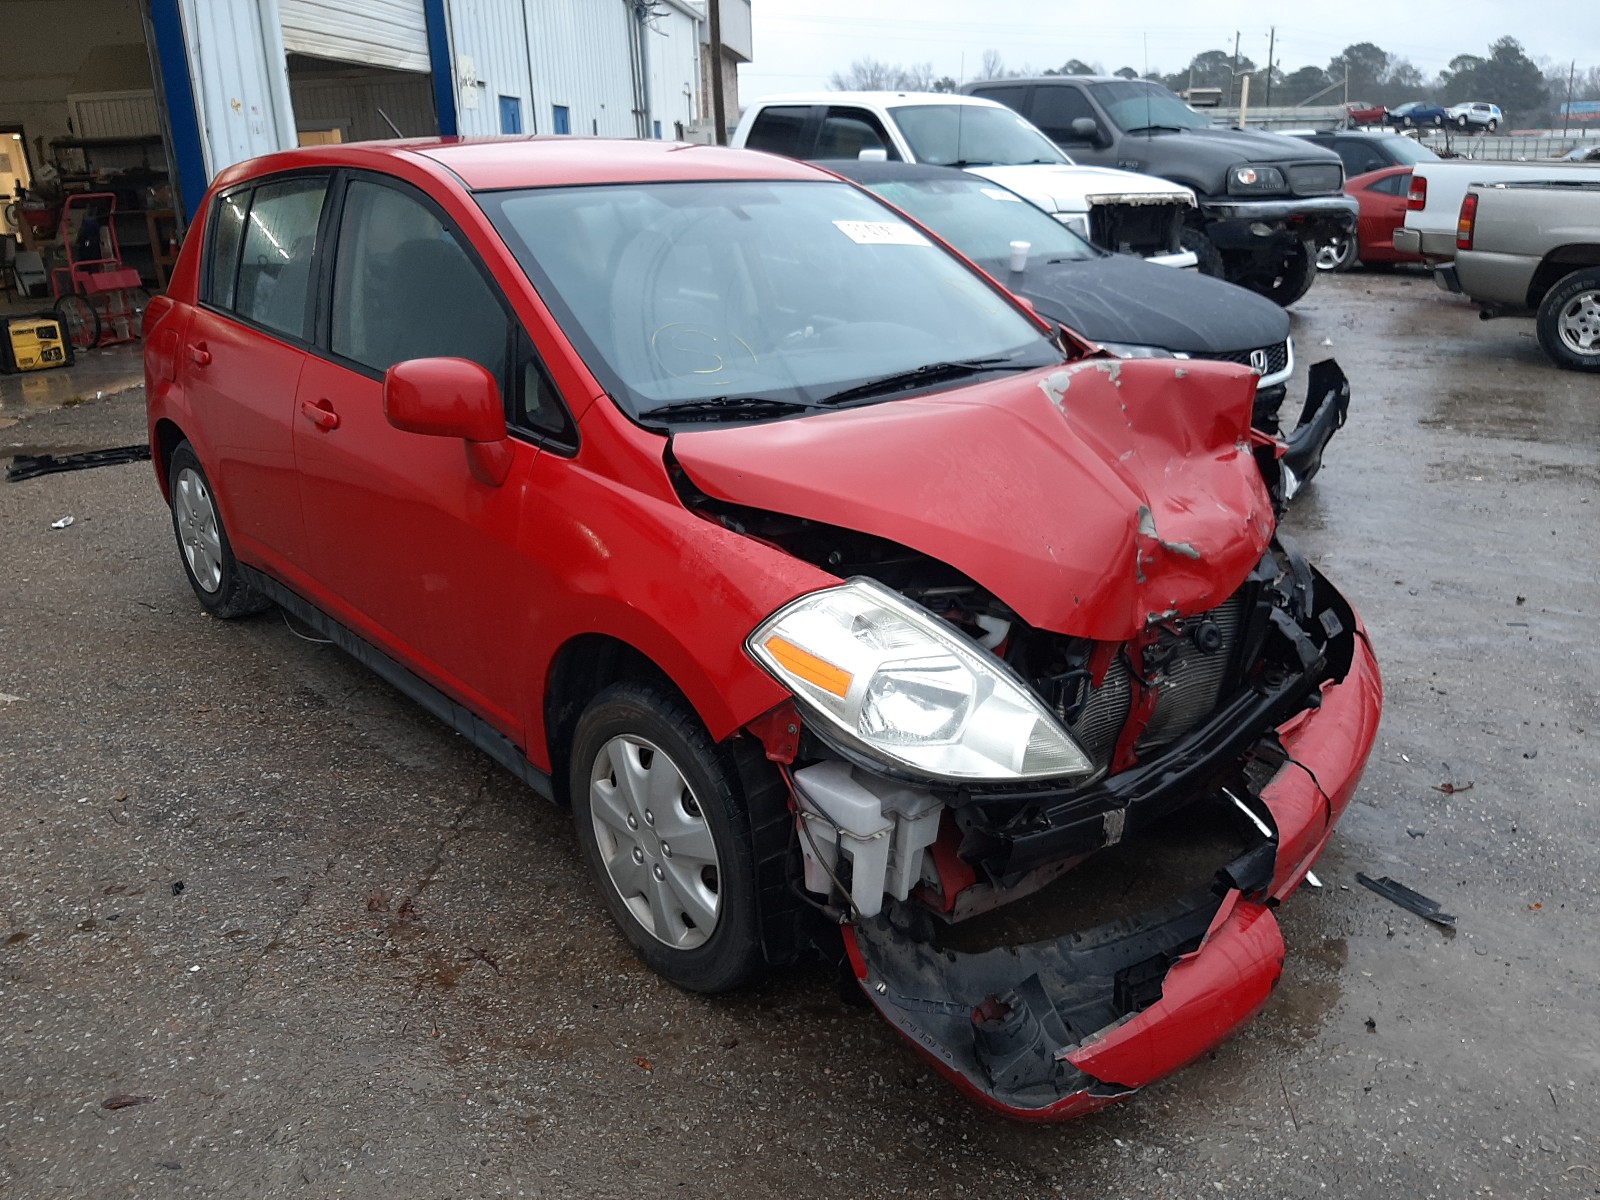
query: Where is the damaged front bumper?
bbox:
[774,543,1381,1119]
[841,623,1379,1119]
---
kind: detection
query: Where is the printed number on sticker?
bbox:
[833,220,932,246]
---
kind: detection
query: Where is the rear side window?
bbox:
[817,108,897,159]
[329,178,510,391]
[967,84,1028,114]
[1030,87,1097,142]
[1367,173,1408,196]
[205,190,248,309]
[233,177,328,339]
[1333,140,1387,177]
[744,106,812,156]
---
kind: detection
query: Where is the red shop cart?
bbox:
[51,192,151,350]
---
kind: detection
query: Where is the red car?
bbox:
[1345,101,1388,127]
[1317,164,1426,271]
[143,137,1381,1120]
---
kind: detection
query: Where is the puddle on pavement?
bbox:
[1422,382,1600,446]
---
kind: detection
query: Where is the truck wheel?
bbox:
[1179,227,1225,278]
[1242,239,1318,307]
[1536,268,1600,372]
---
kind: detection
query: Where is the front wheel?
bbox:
[570,682,765,993]
[167,442,271,617]
[1536,268,1600,372]
[1455,115,1469,129]
[1240,238,1318,306]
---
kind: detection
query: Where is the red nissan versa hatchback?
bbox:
[143,137,1381,1120]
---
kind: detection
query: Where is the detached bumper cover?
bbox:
[844,625,1381,1120]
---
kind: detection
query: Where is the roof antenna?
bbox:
[1143,33,1152,141]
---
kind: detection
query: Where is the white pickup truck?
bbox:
[731,92,1199,268]
[1394,159,1600,263]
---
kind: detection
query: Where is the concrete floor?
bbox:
[1,270,1597,1198]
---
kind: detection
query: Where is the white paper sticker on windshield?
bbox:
[832,220,932,246]
[980,187,1023,203]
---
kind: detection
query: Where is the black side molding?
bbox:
[239,565,555,802]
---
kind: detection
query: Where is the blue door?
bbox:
[498,95,523,134]
[552,105,571,135]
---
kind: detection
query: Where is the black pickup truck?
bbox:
[963,76,1357,306]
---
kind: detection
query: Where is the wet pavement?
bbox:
[0,341,144,422]
[2,270,1597,1197]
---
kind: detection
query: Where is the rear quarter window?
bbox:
[744,106,812,157]
[204,190,249,309]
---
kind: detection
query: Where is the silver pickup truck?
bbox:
[1437,180,1600,372]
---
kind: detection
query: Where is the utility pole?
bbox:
[708,0,727,144]
[1264,26,1274,107]
[1230,31,1241,108]
[1565,59,1577,137]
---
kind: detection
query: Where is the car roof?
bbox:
[818,158,978,185]
[214,136,831,192]
[976,75,1128,85]
[750,91,1008,110]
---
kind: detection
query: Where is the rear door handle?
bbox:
[300,397,340,432]
[188,344,211,366]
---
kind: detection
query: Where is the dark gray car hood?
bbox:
[983,252,1289,354]
[1123,125,1344,172]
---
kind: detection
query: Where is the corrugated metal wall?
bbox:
[280,0,430,73]
[178,0,298,175]
[645,4,701,137]
[527,0,638,138]
[445,0,532,136]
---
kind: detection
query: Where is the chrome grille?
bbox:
[1192,340,1289,376]
[1288,163,1342,196]
[1134,595,1246,757]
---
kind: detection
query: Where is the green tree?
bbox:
[1328,42,1390,99]
[1472,37,1548,120]
[1114,66,1139,80]
[1279,65,1331,105]
[1044,58,1100,76]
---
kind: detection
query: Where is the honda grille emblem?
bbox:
[1249,348,1269,375]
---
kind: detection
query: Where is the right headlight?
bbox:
[747,578,1094,783]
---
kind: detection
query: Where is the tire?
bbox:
[167,442,271,617]
[54,294,100,351]
[570,681,765,993]
[1179,225,1225,278]
[1487,119,1498,132]
[1455,115,1469,129]
[1431,114,1444,127]
[1315,234,1358,273]
[1535,268,1600,372]
[1239,238,1318,307]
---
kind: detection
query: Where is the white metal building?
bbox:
[0,0,752,229]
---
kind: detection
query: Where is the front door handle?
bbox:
[188,343,211,366]
[300,397,340,432]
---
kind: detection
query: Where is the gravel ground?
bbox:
[2,270,1597,1198]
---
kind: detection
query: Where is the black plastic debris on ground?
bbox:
[1357,873,1457,928]
[5,444,151,483]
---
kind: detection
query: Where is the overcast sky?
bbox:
[737,1,1600,97]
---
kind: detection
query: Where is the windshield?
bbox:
[864,177,1098,265]
[1382,137,1440,165]
[890,104,1069,167]
[1087,81,1210,132]
[479,180,1059,420]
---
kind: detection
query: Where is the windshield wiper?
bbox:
[818,358,1035,406]
[637,396,825,423]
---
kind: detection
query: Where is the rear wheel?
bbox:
[1431,114,1445,127]
[1536,268,1600,372]
[1487,119,1499,132]
[167,442,271,617]
[54,294,100,350]
[570,682,764,993]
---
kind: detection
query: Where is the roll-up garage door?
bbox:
[279,0,430,73]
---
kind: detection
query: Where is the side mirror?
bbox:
[857,146,889,161]
[384,357,506,442]
[1070,117,1104,146]
[384,357,513,486]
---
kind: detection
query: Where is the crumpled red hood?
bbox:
[672,358,1276,641]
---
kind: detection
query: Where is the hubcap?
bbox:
[1557,289,1600,357]
[173,466,224,593]
[588,735,721,949]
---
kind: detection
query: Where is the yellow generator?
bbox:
[0,314,75,373]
